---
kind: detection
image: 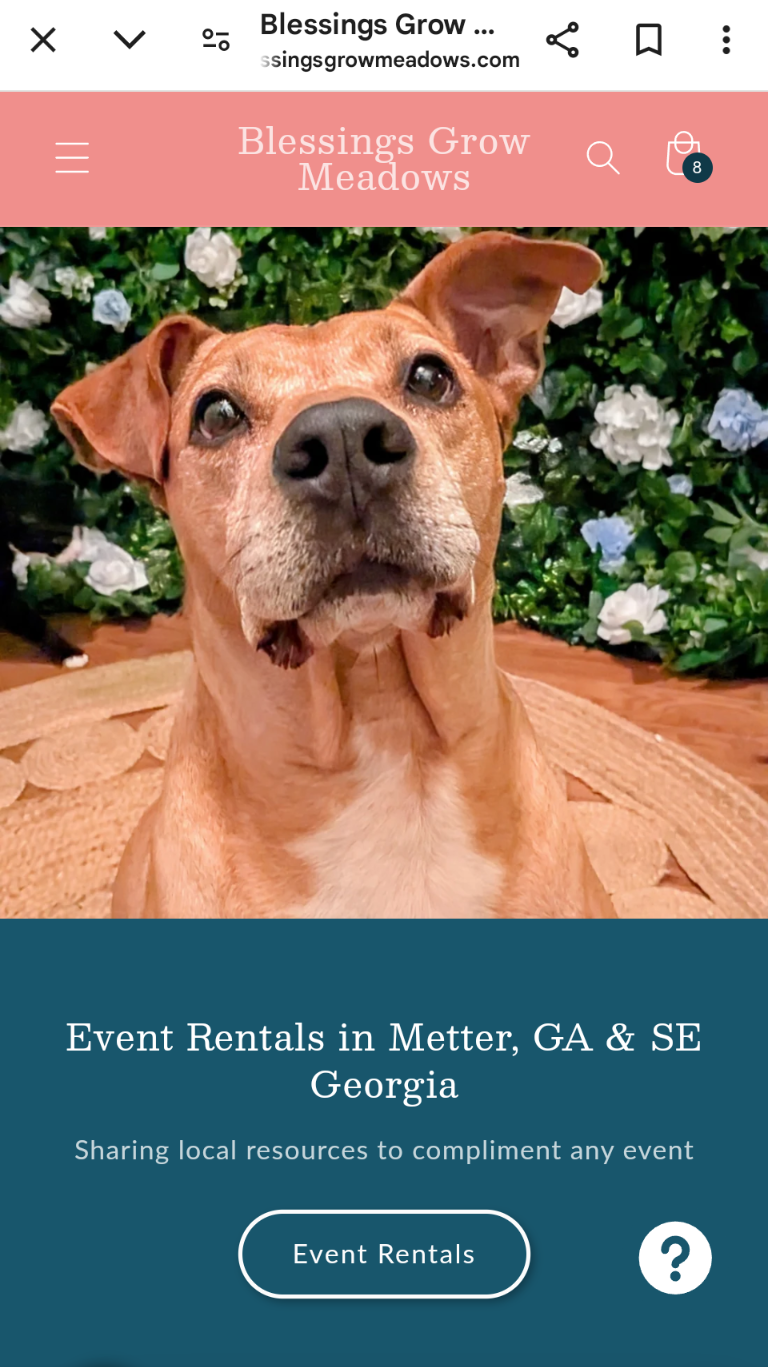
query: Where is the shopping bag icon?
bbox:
[667,131,700,175]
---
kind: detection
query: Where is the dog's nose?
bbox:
[273,399,416,508]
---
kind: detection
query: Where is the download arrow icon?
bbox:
[114,29,146,48]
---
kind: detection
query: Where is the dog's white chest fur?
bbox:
[290,731,503,919]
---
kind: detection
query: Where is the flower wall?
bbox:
[1,226,767,675]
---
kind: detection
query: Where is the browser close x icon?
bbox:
[0,5,766,1367]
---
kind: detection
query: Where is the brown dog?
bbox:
[53,231,613,919]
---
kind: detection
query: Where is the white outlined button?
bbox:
[239,1209,531,1300]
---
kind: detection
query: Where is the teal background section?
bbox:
[0,921,764,1367]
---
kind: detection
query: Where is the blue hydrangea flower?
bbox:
[707,389,768,453]
[92,288,131,334]
[667,473,693,497]
[580,515,635,571]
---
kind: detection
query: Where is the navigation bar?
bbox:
[4,91,759,225]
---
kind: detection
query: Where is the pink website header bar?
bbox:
[4,92,758,225]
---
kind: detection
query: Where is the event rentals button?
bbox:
[238,1209,530,1299]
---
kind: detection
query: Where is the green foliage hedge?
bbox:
[1,225,767,675]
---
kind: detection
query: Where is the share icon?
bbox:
[546,21,579,57]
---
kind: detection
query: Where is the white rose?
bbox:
[55,266,95,302]
[416,227,465,243]
[57,526,149,596]
[512,430,548,454]
[55,267,79,297]
[0,402,48,453]
[744,546,768,572]
[85,549,149,596]
[598,583,670,646]
[504,471,545,508]
[551,285,603,328]
[11,549,30,586]
[512,430,563,458]
[55,526,106,565]
[88,228,107,240]
[10,546,52,585]
[590,384,678,471]
[0,274,52,329]
[184,228,240,288]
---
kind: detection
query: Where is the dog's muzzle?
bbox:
[257,398,469,669]
[273,398,416,512]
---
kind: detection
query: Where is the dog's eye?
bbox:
[193,391,245,443]
[405,354,456,404]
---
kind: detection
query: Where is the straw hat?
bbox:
[0,654,765,919]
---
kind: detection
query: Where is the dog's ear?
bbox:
[52,315,217,487]
[399,231,602,434]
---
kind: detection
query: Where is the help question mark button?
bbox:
[639,1222,712,1293]
[661,1234,690,1280]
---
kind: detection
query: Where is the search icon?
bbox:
[586,141,620,174]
